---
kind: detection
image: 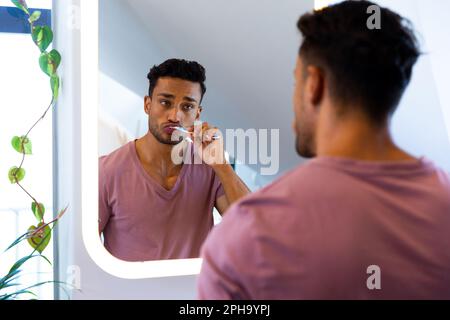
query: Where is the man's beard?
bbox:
[294,98,316,158]
[295,126,316,159]
[148,118,182,146]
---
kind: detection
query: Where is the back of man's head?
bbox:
[297,0,421,124]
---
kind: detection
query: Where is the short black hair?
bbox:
[147,58,207,102]
[297,0,421,124]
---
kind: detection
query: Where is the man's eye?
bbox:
[183,104,194,111]
[160,100,171,106]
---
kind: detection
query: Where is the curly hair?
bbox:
[147,58,207,102]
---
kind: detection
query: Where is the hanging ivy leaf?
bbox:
[27,223,51,254]
[28,10,41,23]
[11,136,32,155]
[11,136,22,153]
[50,74,60,100]
[39,49,61,76]
[49,49,61,71]
[11,0,29,15]
[31,202,45,222]
[8,167,25,184]
[39,53,51,76]
[32,26,53,52]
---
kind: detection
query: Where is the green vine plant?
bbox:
[1,0,68,300]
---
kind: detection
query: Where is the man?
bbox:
[99,59,250,261]
[198,1,450,299]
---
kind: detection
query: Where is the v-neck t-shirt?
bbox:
[99,140,225,261]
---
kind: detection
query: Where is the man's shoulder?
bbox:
[99,141,133,175]
[218,160,348,235]
[202,165,319,278]
[238,161,324,207]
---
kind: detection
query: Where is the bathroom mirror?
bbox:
[82,0,314,278]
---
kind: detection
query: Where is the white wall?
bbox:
[377,0,450,171]
[417,0,450,145]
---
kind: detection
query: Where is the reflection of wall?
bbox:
[98,111,132,157]
[99,72,144,138]
[99,0,163,97]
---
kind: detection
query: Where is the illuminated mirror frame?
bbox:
[80,0,202,279]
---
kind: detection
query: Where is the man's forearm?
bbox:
[212,163,251,204]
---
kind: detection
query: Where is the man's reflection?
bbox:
[98,59,250,261]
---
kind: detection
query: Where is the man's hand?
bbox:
[178,121,250,215]
[192,121,227,167]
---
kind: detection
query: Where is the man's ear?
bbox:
[196,106,203,120]
[306,66,325,107]
[144,96,152,115]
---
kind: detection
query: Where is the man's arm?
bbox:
[194,121,251,214]
[198,204,252,300]
[98,160,112,236]
[212,163,251,215]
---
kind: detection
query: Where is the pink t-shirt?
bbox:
[99,140,225,261]
[198,157,450,299]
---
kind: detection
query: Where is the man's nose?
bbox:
[167,106,179,122]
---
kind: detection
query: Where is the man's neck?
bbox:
[316,106,416,162]
[136,132,179,175]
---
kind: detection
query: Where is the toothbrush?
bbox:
[171,126,221,141]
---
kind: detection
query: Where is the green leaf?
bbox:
[8,255,39,275]
[39,53,50,76]
[2,278,74,300]
[39,49,61,76]
[11,0,29,15]
[50,74,60,100]
[0,269,21,289]
[31,202,45,221]
[8,167,25,184]
[27,223,51,254]
[28,10,41,23]
[0,290,36,300]
[11,136,32,154]
[0,282,20,290]
[4,231,30,253]
[32,25,53,52]
[11,136,22,153]
[1,280,67,300]
[0,273,21,290]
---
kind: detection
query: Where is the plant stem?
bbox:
[25,99,54,138]
[15,181,38,207]
[14,98,54,225]
[18,99,54,170]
